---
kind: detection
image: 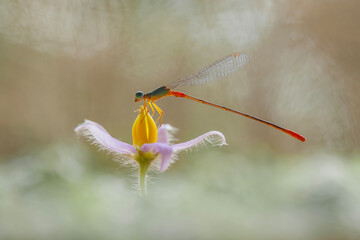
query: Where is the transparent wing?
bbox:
[167,52,249,89]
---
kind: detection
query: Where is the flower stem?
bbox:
[139,161,150,197]
[135,150,158,197]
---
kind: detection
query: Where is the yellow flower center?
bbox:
[132,106,158,147]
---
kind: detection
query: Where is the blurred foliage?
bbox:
[1,143,360,239]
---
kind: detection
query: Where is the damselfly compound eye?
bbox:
[135,91,144,99]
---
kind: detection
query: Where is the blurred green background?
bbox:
[1,0,360,239]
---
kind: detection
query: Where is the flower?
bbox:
[74,107,226,195]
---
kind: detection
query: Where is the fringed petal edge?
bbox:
[75,120,136,155]
[172,131,227,153]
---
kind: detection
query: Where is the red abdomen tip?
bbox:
[287,130,306,142]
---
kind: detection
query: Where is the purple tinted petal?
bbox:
[172,131,226,152]
[157,124,177,145]
[157,125,169,144]
[75,120,136,155]
[141,143,173,172]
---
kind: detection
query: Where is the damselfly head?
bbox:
[134,91,144,102]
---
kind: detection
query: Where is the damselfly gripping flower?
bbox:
[75,106,226,196]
